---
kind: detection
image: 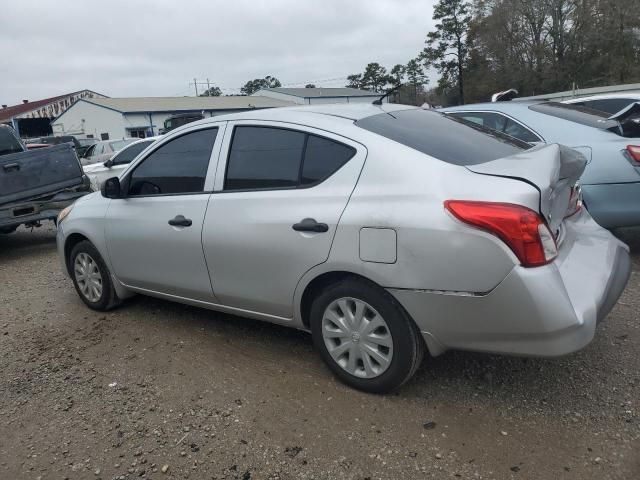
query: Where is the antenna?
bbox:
[373,85,402,105]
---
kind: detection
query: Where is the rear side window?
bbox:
[355,109,525,165]
[447,111,541,143]
[113,140,153,165]
[528,102,618,130]
[129,128,217,196]
[583,98,636,115]
[224,126,355,191]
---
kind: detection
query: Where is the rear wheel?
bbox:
[69,240,121,311]
[310,277,424,393]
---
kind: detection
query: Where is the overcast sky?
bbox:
[0,0,436,106]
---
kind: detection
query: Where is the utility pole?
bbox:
[190,78,217,96]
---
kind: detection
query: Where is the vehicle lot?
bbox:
[0,225,638,480]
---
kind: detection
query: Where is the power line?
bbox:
[185,75,351,96]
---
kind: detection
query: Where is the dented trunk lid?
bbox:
[466,144,587,235]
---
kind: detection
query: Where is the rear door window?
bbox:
[224,126,355,191]
[129,128,217,196]
[301,135,355,186]
[355,109,526,166]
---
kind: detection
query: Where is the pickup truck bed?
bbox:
[0,143,91,233]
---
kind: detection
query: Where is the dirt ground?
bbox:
[0,224,638,480]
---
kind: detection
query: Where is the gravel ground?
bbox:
[0,223,638,480]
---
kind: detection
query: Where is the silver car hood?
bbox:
[466,144,587,233]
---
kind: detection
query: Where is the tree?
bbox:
[240,75,282,95]
[305,84,316,88]
[390,64,406,86]
[346,73,363,89]
[361,62,391,92]
[422,0,472,104]
[199,86,222,97]
[404,58,428,103]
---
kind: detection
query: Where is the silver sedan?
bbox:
[56,104,631,393]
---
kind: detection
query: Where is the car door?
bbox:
[105,125,224,302]
[202,121,366,318]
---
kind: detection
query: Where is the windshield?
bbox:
[112,140,154,165]
[109,139,136,151]
[355,109,526,166]
[0,127,25,156]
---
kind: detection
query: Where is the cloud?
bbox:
[0,0,436,105]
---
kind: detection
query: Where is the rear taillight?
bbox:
[444,200,557,267]
[626,145,640,165]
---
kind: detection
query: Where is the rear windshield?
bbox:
[0,127,24,156]
[529,102,618,129]
[355,109,526,166]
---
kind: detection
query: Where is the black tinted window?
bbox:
[301,135,355,185]
[0,127,24,156]
[528,102,620,130]
[114,140,153,165]
[585,98,636,115]
[225,127,306,190]
[129,128,217,196]
[355,109,525,165]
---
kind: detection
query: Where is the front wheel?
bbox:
[310,278,425,393]
[69,240,121,311]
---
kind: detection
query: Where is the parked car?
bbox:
[56,104,630,393]
[562,93,640,116]
[159,112,204,134]
[81,139,137,166]
[0,125,90,234]
[441,101,640,228]
[83,136,160,191]
[77,138,99,158]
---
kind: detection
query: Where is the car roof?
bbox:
[182,103,419,129]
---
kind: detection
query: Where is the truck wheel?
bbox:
[69,240,121,311]
[310,277,425,393]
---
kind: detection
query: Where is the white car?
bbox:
[83,136,161,191]
[563,93,640,116]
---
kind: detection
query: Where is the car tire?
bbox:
[310,277,425,393]
[69,240,121,311]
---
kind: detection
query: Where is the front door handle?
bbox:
[292,218,329,233]
[168,215,192,227]
[3,163,20,172]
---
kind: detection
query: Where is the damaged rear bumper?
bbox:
[0,186,90,231]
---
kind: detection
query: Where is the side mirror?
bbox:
[103,159,114,168]
[101,177,122,199]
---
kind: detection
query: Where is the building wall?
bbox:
[255,90,381,105]
[51,101,124,139]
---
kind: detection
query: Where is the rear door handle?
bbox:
[3,163,19,172]
[168,215,192,227]
[292,218,329,233]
